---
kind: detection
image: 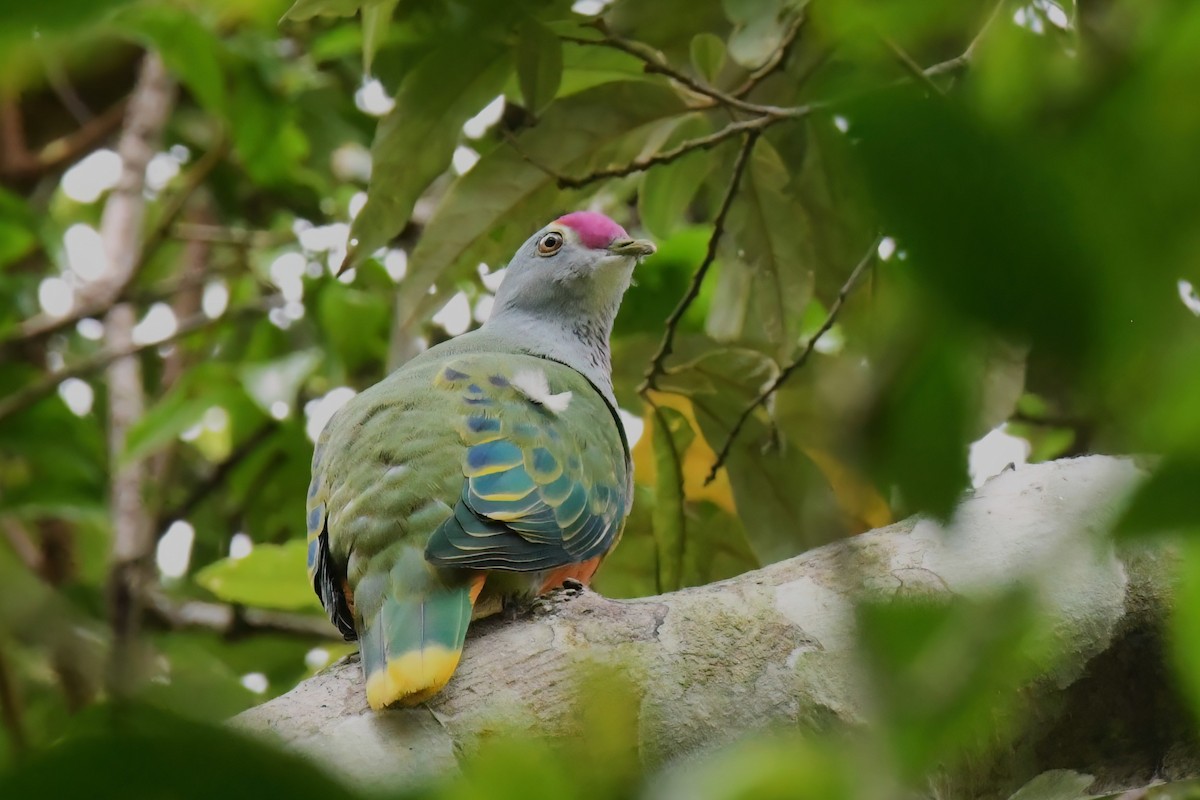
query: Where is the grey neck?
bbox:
[480,307,616,405]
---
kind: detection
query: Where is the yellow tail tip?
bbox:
[365,645,463,710]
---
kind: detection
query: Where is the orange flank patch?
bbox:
[468,572,487,605]
[538,557,602,595]
[341,579,356,617]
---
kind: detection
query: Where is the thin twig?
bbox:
[705,235,882,484]
[882,36,946,96]
[8,138,230,349]
[143,591,340,640]
[0,300,275,424]
[0,97,128,181]
[556,115,784,189]
[155,422,276,530]
[170,222,290,248]
[562,29,806,120]
[639,132,760,394]
[924,0,1007,77]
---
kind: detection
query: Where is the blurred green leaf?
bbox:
[864,334,971,520]
[637,114,715,240]
[283,0,366,21]
[858,591,1047,782]
[0,189,36,269]
[689,32,726,82]
[1170,539,1200,727]
[850,90,1102,363]
[115,5,226,114]
[660,348,845,562]
[315,282,391,373]
[0,708,353,799]
[123,365,259,464]
[516,17,563,116]
[723,0,787,68]
[344,35,511,272]
[1007,770,1094,800]
[360,0,398,76]
[238,349,322,416]
[1115,456,1200,539]
[195,540,322,611]
[709,139,816,356]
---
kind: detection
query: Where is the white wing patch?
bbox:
[512,368,572,414]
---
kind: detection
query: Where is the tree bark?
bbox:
[233,456,1194,798]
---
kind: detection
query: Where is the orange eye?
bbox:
[537,231,564,256]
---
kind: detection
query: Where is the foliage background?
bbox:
[1,0,1200,797]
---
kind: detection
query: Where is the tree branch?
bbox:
[7,137,229,350]
[100,51,177,699]
[143,592,341,641]
[562,25,807,119]
[639,132,759,394]
[705,235,882,484]
[234,457,1189,799]
[0,299,274,424]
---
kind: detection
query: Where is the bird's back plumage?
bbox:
[306,344,630,708]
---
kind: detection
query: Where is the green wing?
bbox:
[423,357,631,572]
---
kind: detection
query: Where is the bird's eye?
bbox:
[537,231,564,256]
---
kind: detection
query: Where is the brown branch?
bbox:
[562,29,806,120]
[924,0,1007,78]
[7,137,229,350]
[882,36,946,96]
[555,114,786,189]
[639,132,760,394]
[0,299,273,425]
[705,236,882,484]
[169,222,291,248]
[0,97,129,182]
[0,643,28,758]
[155,422,276,531]
[144,591,340,641]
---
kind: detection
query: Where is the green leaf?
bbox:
[343,36,512,272]
[865,334,972,520]
[123,365,257,464]
[395,81,687,324]
[361,0,398,76]
[637,114,715,239]
[0,708,352,799]
[1171,539,1200,727]
[283,0,366,21]
[650,405,693,592]
[858,591,1048,781]
[315,282,391,373]
[689,32,727,83]
[0,188,36,269]
[708,139,816,356]
[722,0,786,68]
[850,89,1102,363]
[516,17,563,116]
[1006,770,1094,800]
[194,540,322,612]
[114,5,227,116]
[238,349,322,416]
[1115,455,1200,539]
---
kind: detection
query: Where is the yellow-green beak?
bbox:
[607,238,656,258]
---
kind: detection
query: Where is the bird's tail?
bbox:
[359,574,484,710]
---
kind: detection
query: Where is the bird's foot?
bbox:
[530,579,587,615]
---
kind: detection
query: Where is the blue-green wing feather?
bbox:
[424,358,630,573]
